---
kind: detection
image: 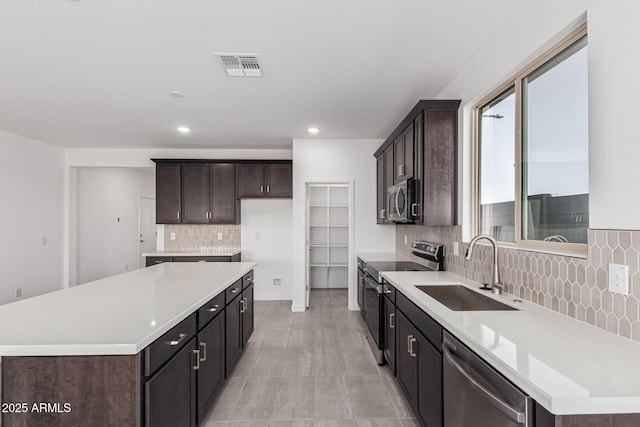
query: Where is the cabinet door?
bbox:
[396,311,418,408]
[383,296,396,375]
[423,109,457,226]
[393,134,404,184]
[145,338,197,427]
[210,163,238,223]
[197,314,225,425]
[146,256,172,267]
[415,333,443,427]
[357,269,364,311]
[236,163,265,197]
[242,283,254,348]
[225,294,243,376]
[402,122,415,181]
[265,163,292,197]
[156,163,182,224]
[182,163,210,224]
[383,146,394,216]
[376,155,387,223]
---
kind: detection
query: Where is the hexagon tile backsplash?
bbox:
[396,225,640,342]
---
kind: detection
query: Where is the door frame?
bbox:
[303,179,355,310]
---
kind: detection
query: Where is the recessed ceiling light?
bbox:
[307,127,320,134]
[177,126,191,133]
[168,91,184,99]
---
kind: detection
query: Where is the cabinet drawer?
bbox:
[198,292,225,329]
[225,279,243,304]
[382,281,396,303]
[173,256,232,263]
[146,256,173,267]
[396,291,441,352]
[243,270,254,289]
[145,313,197,377]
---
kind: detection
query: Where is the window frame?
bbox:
[471,23,588,257]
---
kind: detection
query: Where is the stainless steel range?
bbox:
[362,241,445,364]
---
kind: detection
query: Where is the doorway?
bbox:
[138,196,156,268]
[305,182,353,308]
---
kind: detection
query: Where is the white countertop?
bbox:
[357,252,412,263]
[0,262,256,357]
[382,270,640,415]
[143,249,241,257]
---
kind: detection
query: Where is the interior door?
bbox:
[139,197,156,268]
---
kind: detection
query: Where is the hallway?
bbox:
[203,289,418,426]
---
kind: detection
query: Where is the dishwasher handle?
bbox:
[442,342,526,424]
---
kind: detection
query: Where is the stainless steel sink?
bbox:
[416,285,518,311]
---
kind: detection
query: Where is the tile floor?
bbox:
[203,289,418,427]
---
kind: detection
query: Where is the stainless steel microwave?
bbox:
[387,179,418,223]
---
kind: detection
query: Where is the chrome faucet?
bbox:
[465,235,501,294]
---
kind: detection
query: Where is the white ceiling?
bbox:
[0,0,526,149]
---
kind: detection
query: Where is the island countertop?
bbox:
[0,262,256,357]
[382,270,640,416]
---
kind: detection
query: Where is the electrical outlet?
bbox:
[217,232,223,241]
[170,232,176,241]
[609,263,629,295]
[273,278,282,286]
[453,242,459,256]
[15,288,22,298]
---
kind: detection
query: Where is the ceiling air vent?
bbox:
[215,53,262,77]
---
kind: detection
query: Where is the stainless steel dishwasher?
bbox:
[442,331,533,427]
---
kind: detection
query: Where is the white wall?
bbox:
[241,199,293,300]
[75,168,155,284]
[0,130,64,305]
[291,139,396,311]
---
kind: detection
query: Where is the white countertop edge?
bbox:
[0,344,140,357]
[143,250,241,257]
[381,270,640,416]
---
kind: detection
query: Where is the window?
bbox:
[474,26,588,252]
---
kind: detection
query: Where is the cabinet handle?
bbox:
[411,203,418,217]
[231,287,239,294]
[379,209,386,219]
[193,349,200,370]
[389,313,395,329]
[266,185,270,193]
[399,164,405,177]
[154,260,163,264]
[246,277,252,283]
[384,287,392,294]
[177,211,180,220]
[408,335,417,357]
[200,342,207,362]
[240,298,245,314]
[207,304,220,312]
[170,333,187,346]
[260,185,264,193]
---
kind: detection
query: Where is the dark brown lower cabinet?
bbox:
[396,310,442,427]
[383,295,396,374]
[197,313,225,424]
[145,338,197,427]
[225,293,243,376]
[242,283,254,348]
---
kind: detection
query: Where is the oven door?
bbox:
[364,273,382,356]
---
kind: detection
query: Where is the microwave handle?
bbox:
[411,203,418,217]
[395,189,402,217]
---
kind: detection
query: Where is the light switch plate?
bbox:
[217,232,223,240]
[273,278,281,286]
[170,232,176,241]
[609,263,629,295]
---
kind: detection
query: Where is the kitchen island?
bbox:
[0,262,256,427]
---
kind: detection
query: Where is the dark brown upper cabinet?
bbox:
[394,122,415,183]
[374,99,460,225]
[153,160,239,224]
[236,162,292,198]
[156,163,182,224]
[376,145,395,224]
[181,162,238,225]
